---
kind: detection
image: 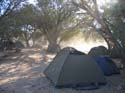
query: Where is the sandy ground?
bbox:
[0,48,124,93]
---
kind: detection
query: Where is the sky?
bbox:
[97,0,118,6]
[28,0,37,5]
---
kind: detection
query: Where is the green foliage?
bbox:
[2,0,124,50]
[35,0,75,46]
[104,0,125,47]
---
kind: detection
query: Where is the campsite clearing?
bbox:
[0,48,124,93]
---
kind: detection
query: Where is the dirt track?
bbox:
[0,48,54,93]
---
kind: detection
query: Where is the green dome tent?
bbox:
[62,47,86,55]
[44,47,106,89]
[88,46,109,57]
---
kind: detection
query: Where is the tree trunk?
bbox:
[32,38,35,48]
[43,29,61,53]
[47,42,60,53]
[23,32,30,47]
[47,35,60,53]
[25,39,30,47]
[100,27,125,66]
[48,35,60,53]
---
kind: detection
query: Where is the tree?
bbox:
[35,0,75,53]
[0,0,25,21]
[0,3,39,47]
[0,0,27,47]
[0,10,22,41]
[72,0,125,63]
[105,0,125,48]
[15,4,37,47]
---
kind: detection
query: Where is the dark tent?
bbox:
[15,41,24,48]
[88,46,109,57]
[94,56,120,76]
[0,40,24,52]
[62,47,86,55]
[44,48,106,89]
[0,40,14,50]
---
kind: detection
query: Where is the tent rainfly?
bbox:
[94,56,120,76]
[44,47,106,89]
[88,46,109,57]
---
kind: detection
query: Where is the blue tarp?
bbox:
[94,56,120,76]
